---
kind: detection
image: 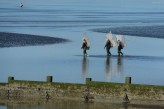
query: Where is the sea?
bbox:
[0,0,164,108]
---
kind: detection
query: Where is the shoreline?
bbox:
[0,32,70,48]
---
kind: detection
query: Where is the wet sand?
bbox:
[0,32,70,48]
[91,25,164,39]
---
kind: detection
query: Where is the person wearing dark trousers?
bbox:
[117,40,123,56]
[81,39,88,56]
[104,39,112,56]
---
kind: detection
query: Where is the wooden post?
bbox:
[8,76,14,83]
[125,77,131,84]
[47,76,53,82]
[86,78,92,84]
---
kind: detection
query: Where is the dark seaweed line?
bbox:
[91,25,164,39]
[0,32,70,48]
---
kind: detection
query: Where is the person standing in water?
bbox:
[104,39,112,56]
[81,38,88,56]
[81,35,90,56]
[117,40,123,56]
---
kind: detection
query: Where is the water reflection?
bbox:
[105,56,112,81]
[82,56,89,81]
[0,105,6,109]
[1,98,163,109]
[117,56,124,74]
[2,98,124,109]
[105,56,124,81]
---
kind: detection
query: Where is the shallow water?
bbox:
[0,98,164,109]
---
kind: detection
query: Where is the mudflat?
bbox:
[0,32,70,48]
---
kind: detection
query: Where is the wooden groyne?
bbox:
[0,76,164,105]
